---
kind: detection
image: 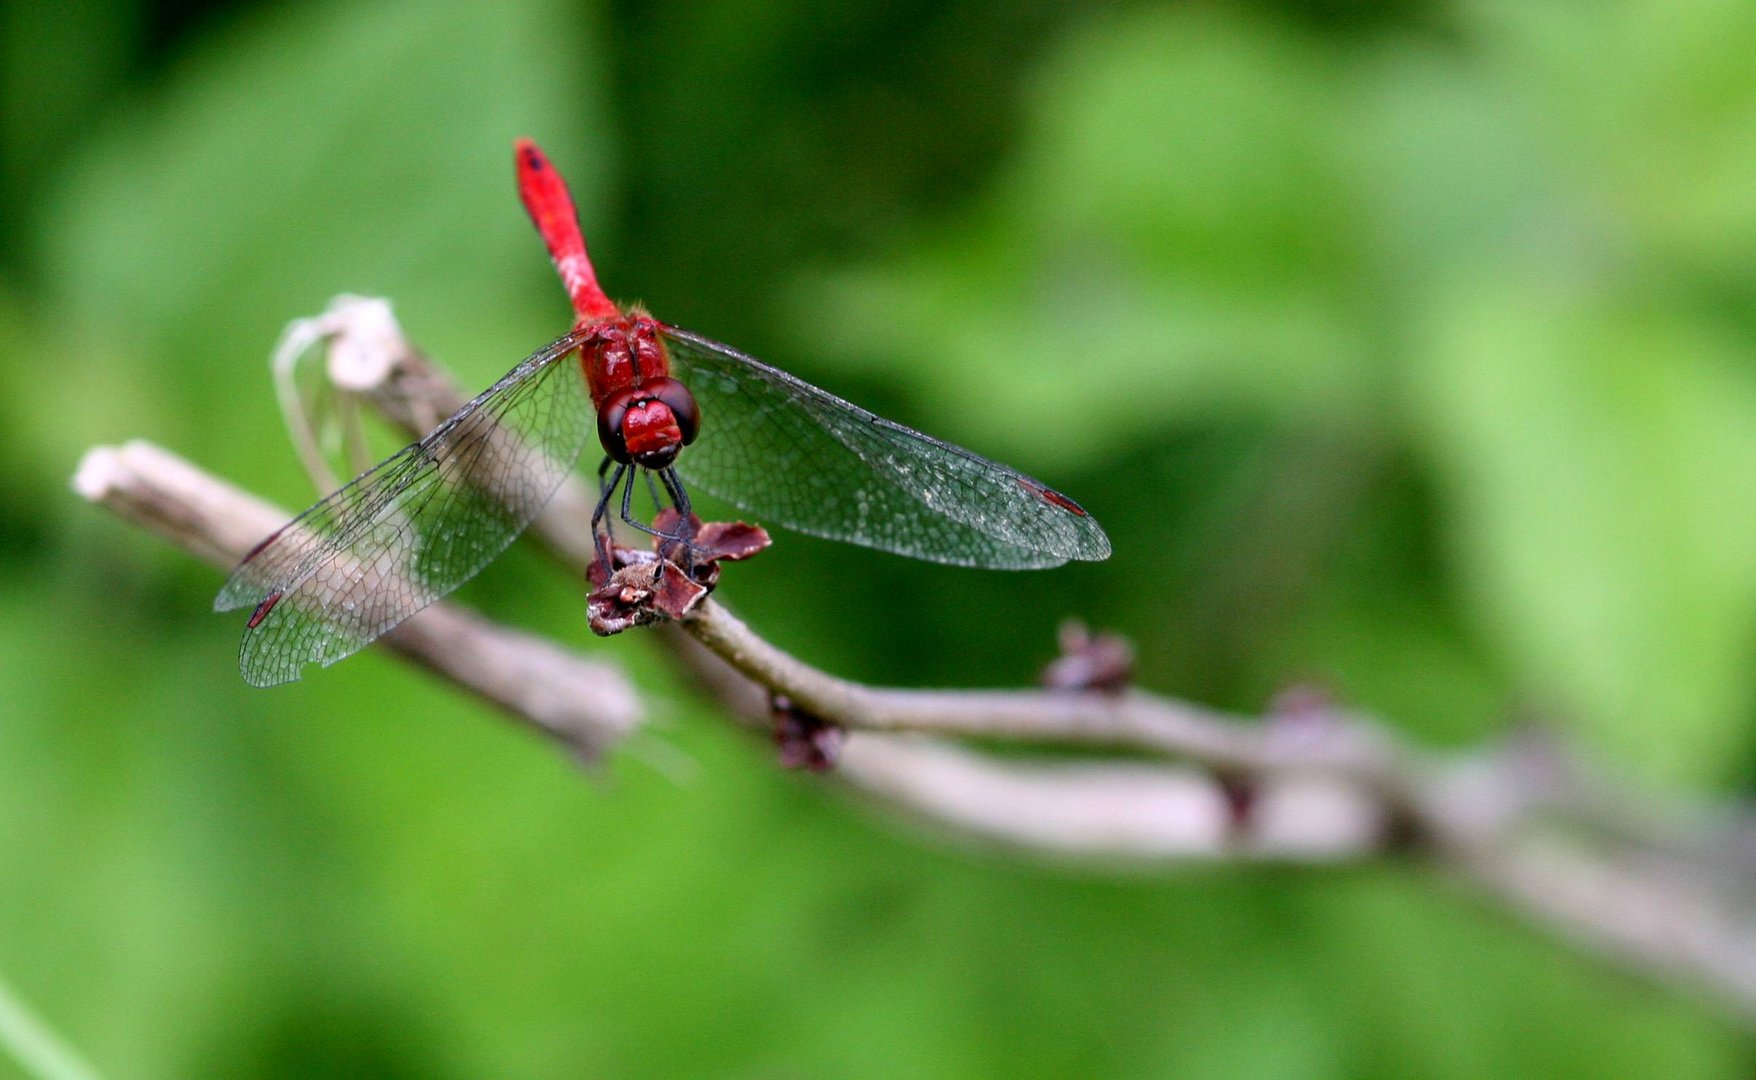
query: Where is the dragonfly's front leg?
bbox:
[611,467,702,574]
[590,458,625,575]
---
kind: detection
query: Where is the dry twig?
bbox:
[69,299,1756,1025]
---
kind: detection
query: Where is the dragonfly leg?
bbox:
[654,467,696,573]
[657,467,692,519]
[657,467,697,569]
[637,468,695,570]
[590,460,626,574]
[613,467,705,572]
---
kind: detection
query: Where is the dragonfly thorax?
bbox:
[579,313,668,407]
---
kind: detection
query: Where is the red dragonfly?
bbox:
[217,140,1110,686]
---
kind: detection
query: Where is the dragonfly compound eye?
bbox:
[597,387,636,464]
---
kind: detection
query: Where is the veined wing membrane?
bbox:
[660,327,1110,569]
[216,327,596,686]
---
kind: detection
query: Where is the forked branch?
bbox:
[69,298,1756,1026]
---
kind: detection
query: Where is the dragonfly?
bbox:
[216,139,1111,686]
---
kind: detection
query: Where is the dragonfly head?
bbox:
[599,377,700,468]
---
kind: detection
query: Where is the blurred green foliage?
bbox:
[3,0,1756,1076]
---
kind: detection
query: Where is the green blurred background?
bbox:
[5,0,1756,1075]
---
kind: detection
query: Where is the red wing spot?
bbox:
[240,531,279,563]
[1018,478,1089,517]
[246,591,282,629]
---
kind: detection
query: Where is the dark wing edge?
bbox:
[660,326,1111,569]
[216,326,596,686]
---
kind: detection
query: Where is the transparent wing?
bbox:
[216,327,597,686]
[661,326,1110,569]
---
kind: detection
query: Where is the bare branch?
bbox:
[680,597,1402,774]
[66,301,1756,1027]
[836,734,1383,860]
